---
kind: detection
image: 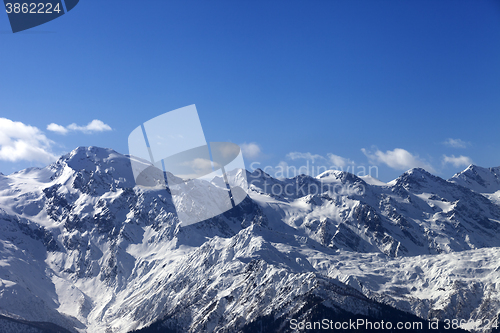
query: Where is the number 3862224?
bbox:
[5,3,62,14]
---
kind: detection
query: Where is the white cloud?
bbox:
[442,155,473,168]
[47,123,68,135]
[219,143,240,159]
[286,152,325,163]
[189,158,214,174]
[240,142,262,159]
[443,138,469,149]
[0,118,57,163]
[287,151,354,168]
[178,158,215,179]
[362,148,435,172]
[327,153,352,168]
[47,119,112,134]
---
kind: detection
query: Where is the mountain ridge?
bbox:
[0,146,499,332]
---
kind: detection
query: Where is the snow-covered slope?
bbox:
[0,147,498,332]
[450,165,500,205]
[242,167,500,257]
[450,165,500,194]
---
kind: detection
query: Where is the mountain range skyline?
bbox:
[1,1,499,181]
[0,145,499,332]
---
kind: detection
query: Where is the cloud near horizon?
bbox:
[0,118,57,163]
[443,138,469,149]
[287,151,353,168]
[286,152,324,163]
[240,142,262,159]
[47,119,112,134]
[327,153,353,168]
[442,155,473,168]
[362,148,435,173]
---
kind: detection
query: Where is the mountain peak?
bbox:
[406,167,432,176]
[62,146,123,167]
[449,164,500,194]
[315,169,343,179]
[247,168,273,180]
[396,167,432,182]
[391,167,444,192]
[51,146,139,194]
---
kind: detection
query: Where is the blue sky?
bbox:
[0,0,499,181]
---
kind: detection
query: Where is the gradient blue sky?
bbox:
[1,0,499,181]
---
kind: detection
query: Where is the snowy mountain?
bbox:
[450,165,500,206]
[450,165,500,193]
[0,147,498,332]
